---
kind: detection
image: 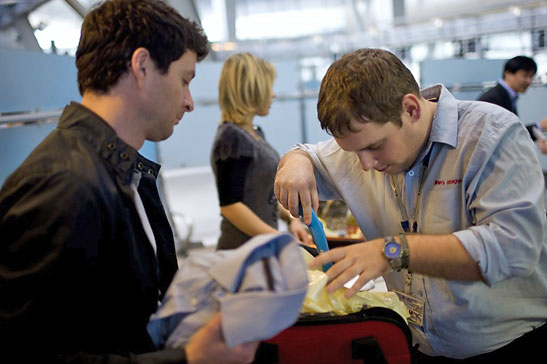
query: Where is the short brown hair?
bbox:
[317,48,421,137]
[76,0,209,95]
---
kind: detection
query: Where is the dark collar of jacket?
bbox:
[59,102,161,187]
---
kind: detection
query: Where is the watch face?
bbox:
[384,241,402,259]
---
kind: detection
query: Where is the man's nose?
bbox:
[357,152,377,171]
[184,90,194,112]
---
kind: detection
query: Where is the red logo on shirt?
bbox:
[434,179,462,185]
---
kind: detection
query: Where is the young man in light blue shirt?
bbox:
[275,48,547,362]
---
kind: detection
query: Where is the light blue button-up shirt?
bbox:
[297,84,547,358]
[147,233,308,349]
[498,78,519,111]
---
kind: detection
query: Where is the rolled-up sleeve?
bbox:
[453,120,545,285]
[293,141,343,201]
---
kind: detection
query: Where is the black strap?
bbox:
[352,336,388,364]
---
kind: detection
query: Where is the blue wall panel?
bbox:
[420,58,505,87]
[0,48,80,113]
[304,97,331,145]
[0,122,56,184]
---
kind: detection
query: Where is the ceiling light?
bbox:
[510,7,521,16]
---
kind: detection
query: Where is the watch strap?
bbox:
[398,233,409,270]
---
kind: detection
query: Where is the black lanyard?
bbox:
[390,149,432,233]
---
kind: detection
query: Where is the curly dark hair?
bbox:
[76,0,209,95]
[317,48,420,138]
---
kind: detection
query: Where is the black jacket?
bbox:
[478,82,517,114]
[0,103,183,363]
[478,82,536,140]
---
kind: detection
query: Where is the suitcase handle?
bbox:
[254,337,389,364]
[352,336,388,364]
[254,342,278,364]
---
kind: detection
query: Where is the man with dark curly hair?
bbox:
[0,1,258,363]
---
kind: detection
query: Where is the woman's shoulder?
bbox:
[213,122,255,160]
[217,122,245,137]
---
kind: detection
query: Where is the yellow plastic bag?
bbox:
[299,248,410,322]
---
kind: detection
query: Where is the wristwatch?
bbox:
[383,234,409,271]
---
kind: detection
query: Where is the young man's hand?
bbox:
[275,150,319,225]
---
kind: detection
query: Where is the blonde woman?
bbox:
[210,53,310,250]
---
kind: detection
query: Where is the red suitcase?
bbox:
[254,306,413,364]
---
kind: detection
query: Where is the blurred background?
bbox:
[1,0,547,250]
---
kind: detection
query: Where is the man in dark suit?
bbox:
[478,55,537,115]
[478,55,547,152]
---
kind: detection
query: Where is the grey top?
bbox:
[211,122,280,249]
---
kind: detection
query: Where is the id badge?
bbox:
[394,290,424,327]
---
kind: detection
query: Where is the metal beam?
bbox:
[392,0,405,25]
[0,0,50,29]
[0,109,61,126]
[64,0,87,18]
[210,4,547,61]
[13,14,40,50]
[224,0,236,41]
[344,0,364,33]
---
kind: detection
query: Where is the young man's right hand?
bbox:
[274,150,319,225]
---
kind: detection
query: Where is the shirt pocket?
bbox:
[422,186,463,234]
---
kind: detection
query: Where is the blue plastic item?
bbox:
[300,206,332,272]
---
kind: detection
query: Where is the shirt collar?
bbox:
[411,84,458,169]
[498,78,518,100]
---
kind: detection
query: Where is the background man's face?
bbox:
[505,69,535,93]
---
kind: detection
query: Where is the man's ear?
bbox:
[130,47,150,87]
[402,93,421,123]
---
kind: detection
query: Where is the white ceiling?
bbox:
[0,0,546,60]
